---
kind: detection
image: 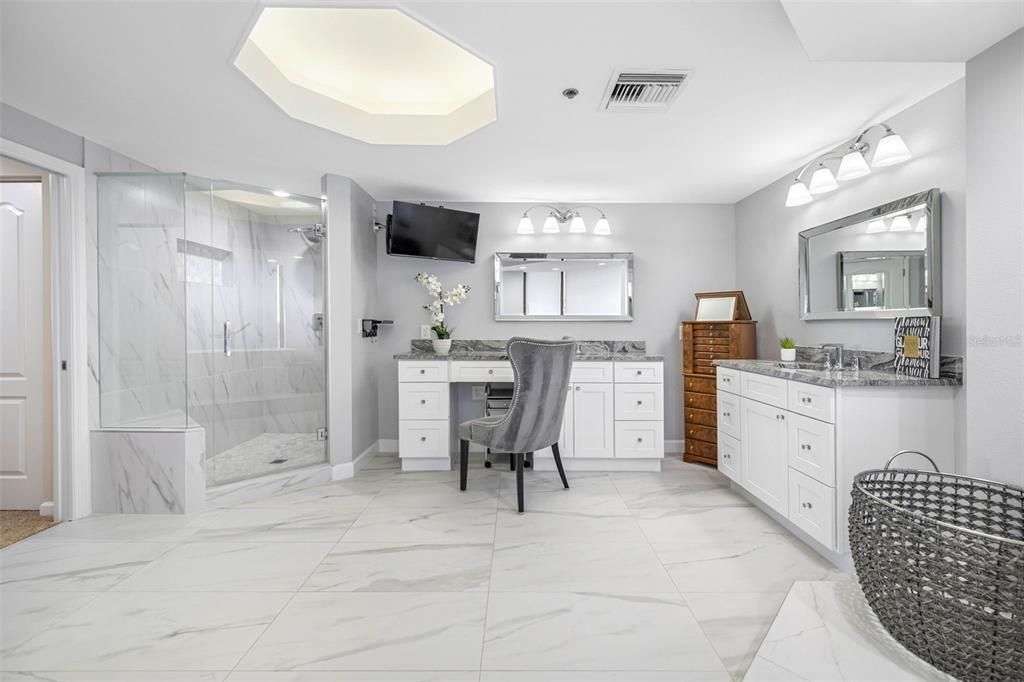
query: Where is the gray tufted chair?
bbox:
[458,337,576,512]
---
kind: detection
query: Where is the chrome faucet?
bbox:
[819,343,845,370]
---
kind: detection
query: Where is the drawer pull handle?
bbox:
[636,370,643,376]
[420,369,426,375]
[420,399,427,405]
[420,436,427,442]
[802,444,811,451]
[723,411,730,417]
[802,502,814,509]
[488,369,494,374]
[636,437,643,443]
[636,400,643,405]
[575,386,581,391]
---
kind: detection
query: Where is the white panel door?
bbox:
[0,180,51,510]
[572,383,614,458]
[740,397,789,515]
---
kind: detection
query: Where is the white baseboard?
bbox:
[378,438,398,453]
[332,440,383,480]
[401,457,452,472]
[39,501,54,518]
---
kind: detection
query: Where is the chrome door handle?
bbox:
[223,321,231,357]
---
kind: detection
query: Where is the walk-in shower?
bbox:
[96,173,327,493]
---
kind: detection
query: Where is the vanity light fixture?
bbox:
[889,214,913,232]
[516,205,611,236]
[915,215,928,233]
[866,219,888,234]
[785,122,912,208]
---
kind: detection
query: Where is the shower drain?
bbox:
[269,458,288,464]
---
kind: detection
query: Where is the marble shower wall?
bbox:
[95,174,326,479]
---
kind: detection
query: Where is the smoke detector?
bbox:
[599,69,691,112]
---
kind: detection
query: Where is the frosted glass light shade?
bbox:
[568,214,587,233]
[517,215,535,234]
[866,219,888,233]
[785,181,813,207]
[872,132,911,167]
[593,216,611,235]
[890,214,912,231]
[915,215,928,233]
[837,150,871,181]
[808,165,839,194]
[542,215,560,234]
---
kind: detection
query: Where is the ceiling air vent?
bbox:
[600,70,691,112]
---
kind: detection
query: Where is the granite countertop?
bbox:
[714,358,962,388]
[394,350,664,362]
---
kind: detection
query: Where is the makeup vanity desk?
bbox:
[394,340,665,472]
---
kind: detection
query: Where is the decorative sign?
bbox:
[894,316,940,378]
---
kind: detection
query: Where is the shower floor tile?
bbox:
[208,432,326,486]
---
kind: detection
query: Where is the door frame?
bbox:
[1,137,90,521]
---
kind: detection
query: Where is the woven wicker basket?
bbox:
[850,451,1024,682]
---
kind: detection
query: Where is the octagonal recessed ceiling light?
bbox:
[234,7,496,145]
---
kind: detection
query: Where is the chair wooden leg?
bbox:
[510,453,516,471]
[459,439,469,491]
[516,452,526,513]
[551,442,569,490]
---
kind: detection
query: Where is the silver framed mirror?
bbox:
[494,252,634,321]
[799,188,941,320]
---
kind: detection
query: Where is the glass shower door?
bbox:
[204,182,326,486]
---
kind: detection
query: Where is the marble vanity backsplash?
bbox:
[397,339,661,361]
[794,346,964,382]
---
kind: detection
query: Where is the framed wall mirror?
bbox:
[494,252,634,321]
[799,188,941,320]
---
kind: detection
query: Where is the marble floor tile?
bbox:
[372,476,500,509]
[190,504,357,543]
[636,506,791,545]
[1,591,291,671]
[20,513,206,543]
[612,473,749,511]
[302,542,492,592]
[0,541,172,592]
[490,540,675,593]
[655,538,837,593]
[227,672,477,681]
[341,506,497,545]
[113,542,334,592]
[496,486,630,516]
[494,509,648,547]
[236,592,488,671]
[0,592,101,654]
[482,592,727,673]
[0,674,228,681]
[743,580,952,681]
[682,592,787,675]
[480,673,732,682]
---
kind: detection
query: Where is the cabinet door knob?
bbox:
[420,436,427,442]
[488,369,494,374]
[419,369,426,374]
[637,437,643,443]
[636,400,643,405]
[575,386,581,391]
[636,370,642,376]
[420,399,426,404]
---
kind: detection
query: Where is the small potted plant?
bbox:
[415,273,471,356]
[779,336,797,362]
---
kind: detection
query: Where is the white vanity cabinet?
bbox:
[397,358,664,472]
[717,365,957,563]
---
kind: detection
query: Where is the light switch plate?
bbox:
[471,386,486,401]
[419,324,432,339]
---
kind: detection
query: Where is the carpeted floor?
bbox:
[0,511,56,549]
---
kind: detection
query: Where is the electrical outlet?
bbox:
[419,324,432,339]
[471,386,486,401]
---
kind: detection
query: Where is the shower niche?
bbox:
[93,173,327,512]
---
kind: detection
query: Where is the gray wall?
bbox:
[965,29,1024,486]
[373,202,737,444]
[323,174,379,465]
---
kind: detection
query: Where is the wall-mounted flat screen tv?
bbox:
[386,201,480,263]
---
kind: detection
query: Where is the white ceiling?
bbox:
[0,1,984,204]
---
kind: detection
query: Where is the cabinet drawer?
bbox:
[717,390,741,439]
[788,413,836,486]
[449,361,513,382]
[614,384,663,421]
[788,382,835,423]
[399,420,450,459]
[570,362,613,383]
[684,392,716,411]
[788,468,836,550]
[398,383,449,420]
[685,438,717,461]
[685,423,717,443]
[398,361,449,383]
[740,372,788,409]
[693,324,732,335]
[614,362,664,383]
[718,431,740,482]
[685,407,717,427]
[614,421,664,459]
[684,375,717,395]
[716,367,740,394]
[694,337,731,349]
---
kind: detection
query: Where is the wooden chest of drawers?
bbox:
[681,321,756,466]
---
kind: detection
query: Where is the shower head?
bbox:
[288,223,325,245]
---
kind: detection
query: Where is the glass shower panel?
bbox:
[205,183,326,486]
[97,173,188,428]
